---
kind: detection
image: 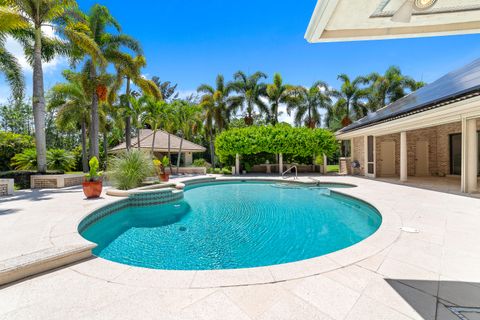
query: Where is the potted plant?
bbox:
[82,156,103,198]
[154,156,170,182]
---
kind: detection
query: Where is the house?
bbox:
[110,129,206,166]
[305,0,480,43]
[336,58,480,194]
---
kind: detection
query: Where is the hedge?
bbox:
[215,125,338,162]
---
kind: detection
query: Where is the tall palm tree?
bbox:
[265,73,297,125]
[365,66,425,110]
[128,95,147,150]
[75,4,141,159]
[1,0,101,172]
[230,71,268,125]
[142,96,168,155]
[333,74,369,126]
[173,101,201,173]
[198,74,242,167]
[48,70,91,172]
[287,81,332,128]
[110,54,161,150]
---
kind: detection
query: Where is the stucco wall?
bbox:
[352,137,365,175]
[374,120,480,178]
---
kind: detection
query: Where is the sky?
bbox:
[2,0,480,123]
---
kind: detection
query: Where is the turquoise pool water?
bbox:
[81,181,381,270]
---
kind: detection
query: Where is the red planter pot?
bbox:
[159,173,170,182]
[82,180,103,198]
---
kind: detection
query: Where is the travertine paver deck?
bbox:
[1,175,480,319]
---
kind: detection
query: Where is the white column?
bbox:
[279,153,283,175]
[400,131,408,182]
[184,152,193,166]
[323,154,328,175]
[461,118,478,193]
[235,154,240,176]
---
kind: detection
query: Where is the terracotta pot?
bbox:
[82,180,103,198]
[159,173,170,182]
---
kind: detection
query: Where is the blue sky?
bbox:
[2,0,480,115]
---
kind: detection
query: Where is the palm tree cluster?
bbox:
[0,1,425,173]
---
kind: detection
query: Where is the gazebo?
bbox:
[110,129,206,165]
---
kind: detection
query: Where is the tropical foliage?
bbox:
[11,147,75,171]
[109,149,154,190]
[215,125,338,162]
[0,131,34,171]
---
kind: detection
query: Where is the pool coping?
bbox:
[1,176,402,288]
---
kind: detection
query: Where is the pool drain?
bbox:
[179,226,187,232]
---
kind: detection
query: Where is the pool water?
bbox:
[81,181,381,270]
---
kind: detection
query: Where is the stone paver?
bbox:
[1,175,479,319]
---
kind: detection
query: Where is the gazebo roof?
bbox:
[110,129,206,153]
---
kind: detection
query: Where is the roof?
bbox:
[338,58,480,134]
[305,0,480,43]
[110,129,206,153]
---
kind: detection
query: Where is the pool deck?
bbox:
[1,175,480,319]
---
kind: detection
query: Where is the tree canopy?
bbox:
[215,125,338,162]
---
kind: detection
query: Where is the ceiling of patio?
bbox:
[305,0,480,42]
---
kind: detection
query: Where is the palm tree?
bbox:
[142,96,168,155]
[287,81,332,128]
[173,101,201,173]
[75,4,142,159]
[110,54,161,150]
[1,0,101,172]
[365,66,425,110]
[128,95,147,150]
[0,10,25,101]
[198,74,242,167]
[48,70,91,172]
[265,73,297,125]
[333,74,369,126]
[230,71,268,125]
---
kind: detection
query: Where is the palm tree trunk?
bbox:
[151,128,156,155]
[209,126,215,168]
[167,133,173,174]
[81,119,88,173]
[89,63,100,159]
[137,128,141,150]
[125,77,131,150]
[103,132,108,170]
[33,25,47,173]
[176,137,183,174]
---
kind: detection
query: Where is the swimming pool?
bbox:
[80,181,381,270]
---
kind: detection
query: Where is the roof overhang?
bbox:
[305,0,480,43]
[336,95,480,139]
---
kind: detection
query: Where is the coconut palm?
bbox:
[48,70,91,172]
[333,74,369,126]
[287,81,332,128]
[73,4,142,159]
[142,96,168,155]
[128,95,147,150]
[0,0,102,172]
[110,54,161,150]
[365,66,425,110]
[230,71,268,125]
[173,101,201,173]
[265,73,297,125]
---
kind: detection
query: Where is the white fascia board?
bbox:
[304,0,339,43]
[336,96,480,139]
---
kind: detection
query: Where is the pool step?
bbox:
[271,183,303,189]
[0,244,94,286]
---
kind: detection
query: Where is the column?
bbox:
[279,153,283,175]
[400,131,408,182]
[235,154,240,176]
[184,152,193,166]
[323,154,328,175]
[461,118,478,193]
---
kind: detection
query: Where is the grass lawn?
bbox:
[327,165,339,173]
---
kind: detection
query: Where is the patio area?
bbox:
[1,175,480,319]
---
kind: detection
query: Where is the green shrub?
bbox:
[47,149,75,172]
[11,148,37,170]
[0,132,34,171]
[85,156,102,181]
[221,167,232,174]
[109,150,154,190]
[11,148,75,172]
[192,158,209,167]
